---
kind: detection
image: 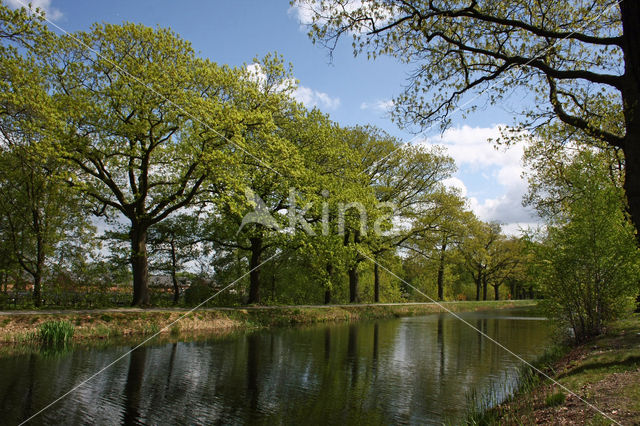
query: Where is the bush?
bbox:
[39,320,74,346]
[184,281,212,305]
[531,152,640,342]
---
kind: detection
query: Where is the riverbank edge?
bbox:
[469,313,640,425]
[0,300,535,346]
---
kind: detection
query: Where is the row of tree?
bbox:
[0,3,532,308]
[295,0,640,341]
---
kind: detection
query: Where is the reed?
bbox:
[39,320,74,346]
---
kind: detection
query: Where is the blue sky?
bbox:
[8,0,540,234]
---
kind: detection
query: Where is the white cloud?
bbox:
[6,0,62,20]
[422,124,523,170]
[245,63,339,111]
[360,99,394,112]
[467,185,538,224]
[420,124,539,234]
[442,177,467,197]
[288,1,392,34]
[293,85,341,110]
[288,2,317,26]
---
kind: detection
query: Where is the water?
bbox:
[0,308,549,425]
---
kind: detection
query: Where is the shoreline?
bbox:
[0,300,535,346]
[474,313,640,425]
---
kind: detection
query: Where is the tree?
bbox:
[400,190,467,301]
[532,150,640,341]
[52,23,255,306]
[148,214,200,304]
[297,0,640,250]
[367,144,456,302]
[0,4,89,306]
[201,71,331,305]
[485,237,525,300]
[0,142,91,306]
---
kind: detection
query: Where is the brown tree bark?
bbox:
[324,263,333,304]
[348,267,360,303]
[374,261,380,303]
[130,226,150,306]
[436,237,447,301]
[620,2,640,312]
[170,239,180,304]
[248,237,263,304]
[482,274,488,301]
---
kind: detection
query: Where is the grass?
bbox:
[545,391,565,407]
[38,320,74,346]
[0,300,535,351]
[468,313,640,425]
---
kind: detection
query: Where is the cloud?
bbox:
[245,63,339,111]
[293,85,341,110]
[467,185,538,224]
[441,177,468,197]
[6,0,62,20]
[288,1,392,34]
[420,124,539,233]
[288,2,317,26]
[422,124,523,170]
[360,99,394,112]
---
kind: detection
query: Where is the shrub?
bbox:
[184,281,212,305]
[531,152,640,342]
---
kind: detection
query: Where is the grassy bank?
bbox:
[0,300,534,346]
[473,313,640,425]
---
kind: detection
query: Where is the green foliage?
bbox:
[38,320,74,346]
[531,150,640,341]
[0,7,530,309]
[184,281,213,306]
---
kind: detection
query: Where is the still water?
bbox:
[0,308,549,425]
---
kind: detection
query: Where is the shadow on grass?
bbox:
[557,354,640,379]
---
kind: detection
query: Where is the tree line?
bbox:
[295,0,640,341]
[0,3,533,309]
[2,1,639,343]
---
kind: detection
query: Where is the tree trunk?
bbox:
[271,273,276,302]
[374,261,380,303]
[170,239,180,304]
[325,263,333,304]
[494,284,499,301]
[482,274,488,301]
[30,212,45,307]
[475,273,481,301]
[248,237,262,304]
[32,271,42,308]
[130,225,150,306]
[620,2,640,312]
[345,229,361,303]
[437,237,447,301]
[32,231,45,307]
[349,266,359,303]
